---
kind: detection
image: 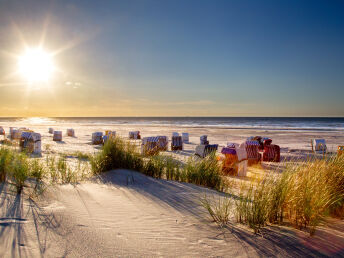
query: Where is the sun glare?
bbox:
[18,48,54,83]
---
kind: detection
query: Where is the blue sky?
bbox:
[0,0,343,116]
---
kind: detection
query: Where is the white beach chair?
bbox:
[182,133,189,143]
[311,139,327,154]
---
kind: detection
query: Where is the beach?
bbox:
[0,117,344,257]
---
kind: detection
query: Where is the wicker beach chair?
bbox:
[53,131,63,141]
[129,131,141,139]
[48,128,54,134]
[20,132,41,154]
[263,144,280,162]
[92,132,103,144]
[182,133,189,143]
[245,141,261,165]
[67,128,75,137]
[311,139,327,154]
[171,136,183,151]
[221,143,248,176]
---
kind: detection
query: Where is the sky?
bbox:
[0,0,343,117]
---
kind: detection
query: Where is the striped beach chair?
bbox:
[141,137,160,155]
[195,144,218,158]
[245,141,261,165]
[263,144,280,162]
[92,132,103,144]
[171,136,183,151]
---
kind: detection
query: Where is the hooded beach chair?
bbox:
[263,144,280,162]
[67,128,75,137]
[182,133,189,143]
[221,143,248,176]
[245,141,261,165]
[48,128,54,134]
[92,132,103,144]
[195,144,218,158]
[141,137,159,155]
[20,132,41,154]
[311,139,327,154]
[171,136,183,151]
[200,135,209,145]
[157,136,168,151]
[53,131,63,141]
[129,131,141,139]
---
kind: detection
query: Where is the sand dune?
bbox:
[1,170,343,257]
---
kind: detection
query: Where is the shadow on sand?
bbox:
[96,169,344,257]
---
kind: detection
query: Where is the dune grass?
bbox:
[90,137,226,191]
[204,155,344,235]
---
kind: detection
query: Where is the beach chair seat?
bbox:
[263,144,280,162]
[182,133,189,143]
[311,139,327,154]
[92,132,103,144]
[245,141,261,165]
[48,128,54,134]
[53,131,63,141]
[129,131,141,139]
[67,128,75,137]
[171,136,183,151]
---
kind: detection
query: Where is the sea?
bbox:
[0,117,343,132]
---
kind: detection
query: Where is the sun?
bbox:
[18,48,55,83]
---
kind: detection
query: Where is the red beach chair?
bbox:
[263,144,280,162]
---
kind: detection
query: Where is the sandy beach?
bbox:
[0,118,344,257]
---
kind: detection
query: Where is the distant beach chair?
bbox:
[245,141,261,165]
[338,146,344,156]
[171,136,183,151]
[48,128,54,134]
[263,144,280,162]
[182,133,189,143]
[311,139,327,154]
[129,131,141,139]
[221,143,248,176]
[195,144,218,158]
[53,131,62,142]
[20,132,41,154]
[92,132,103,145]
[0,126,5,135]
[157,136,168,151]
[67,128,75,137]
[141,137,159,155]
[53,131,62,141]
[200,135,209,145]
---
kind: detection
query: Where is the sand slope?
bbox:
[1,170,343,257]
